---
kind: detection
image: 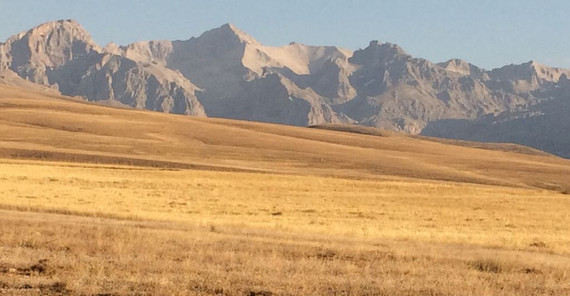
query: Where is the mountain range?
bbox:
[1,20,569,157]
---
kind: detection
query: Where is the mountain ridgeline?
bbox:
[1,20,569,157]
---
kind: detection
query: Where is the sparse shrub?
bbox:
[521,267,541,274]
[39,282,67,293]
[529,241,548,248]
[315,250,337,261]
[301,209,317,213]
[248,290,273,296]
[471,259,503,273]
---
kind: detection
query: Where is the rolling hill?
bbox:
[1,84,569,192]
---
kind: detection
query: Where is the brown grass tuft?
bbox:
[529,241,548,248]
[471,259,504,273]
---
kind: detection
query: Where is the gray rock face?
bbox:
[422,78,570,158]
[0,20,205,116]
[437,59,489,80]
[1,20,569,156]
[49,52,205,116]
[336,41,532,133]
[0,20,99,85]
[120,23,353,125]
[0,42,9,70]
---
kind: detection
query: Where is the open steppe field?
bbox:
[1,85,570,295]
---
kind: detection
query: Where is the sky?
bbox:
[0,0,569,70]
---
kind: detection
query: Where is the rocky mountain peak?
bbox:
[122,40,173,65]
[438,59,471,74]
[7,19,100,56]
[103,42,121,55]
[525,60,570,82]
[200,23,259,46]
[487,60,570,95]
[437,58,488,80]
[349,40,410,66]
[1,19,100,84]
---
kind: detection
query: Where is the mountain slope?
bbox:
[0,19,100,85]
[339,41,535,133]
[1,84,570,192]
[422,76,570,158]
[95,22,570,132]
[49,51,206,115]
[122,24,354,125]
[0,20,206,116]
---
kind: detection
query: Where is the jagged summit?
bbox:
[366,40,407,53]
[0,19,100,84]
[489,59,570,85]
[437,58,488,79]
[198,23,259,45]
[350,40,410,65]
[438,59,471,72]
[103,42,121,55]
[7,19,95,44]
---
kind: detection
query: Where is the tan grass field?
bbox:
[1,84,570,295]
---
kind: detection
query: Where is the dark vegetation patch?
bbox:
[315,250,338,261]
[529,241,548,248]
[248,290,274,296]
[471,259,503,273]
[0,259,54,276]
[39,282,69,294]
[0,147,265,173]
[521,267,541,274]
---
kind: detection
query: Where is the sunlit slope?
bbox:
[1,84,569,191]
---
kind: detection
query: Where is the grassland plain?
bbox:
[1,85,570,295]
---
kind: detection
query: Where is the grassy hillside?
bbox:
[1,85,570,295]
[1,84,569,191]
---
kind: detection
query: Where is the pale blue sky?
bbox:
[1,0,569,69]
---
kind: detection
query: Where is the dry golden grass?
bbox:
[2,209,570,296]
[0,162,569,295]
[1,84,570,295]
[1,84,570,192]
[1,160,570,253]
